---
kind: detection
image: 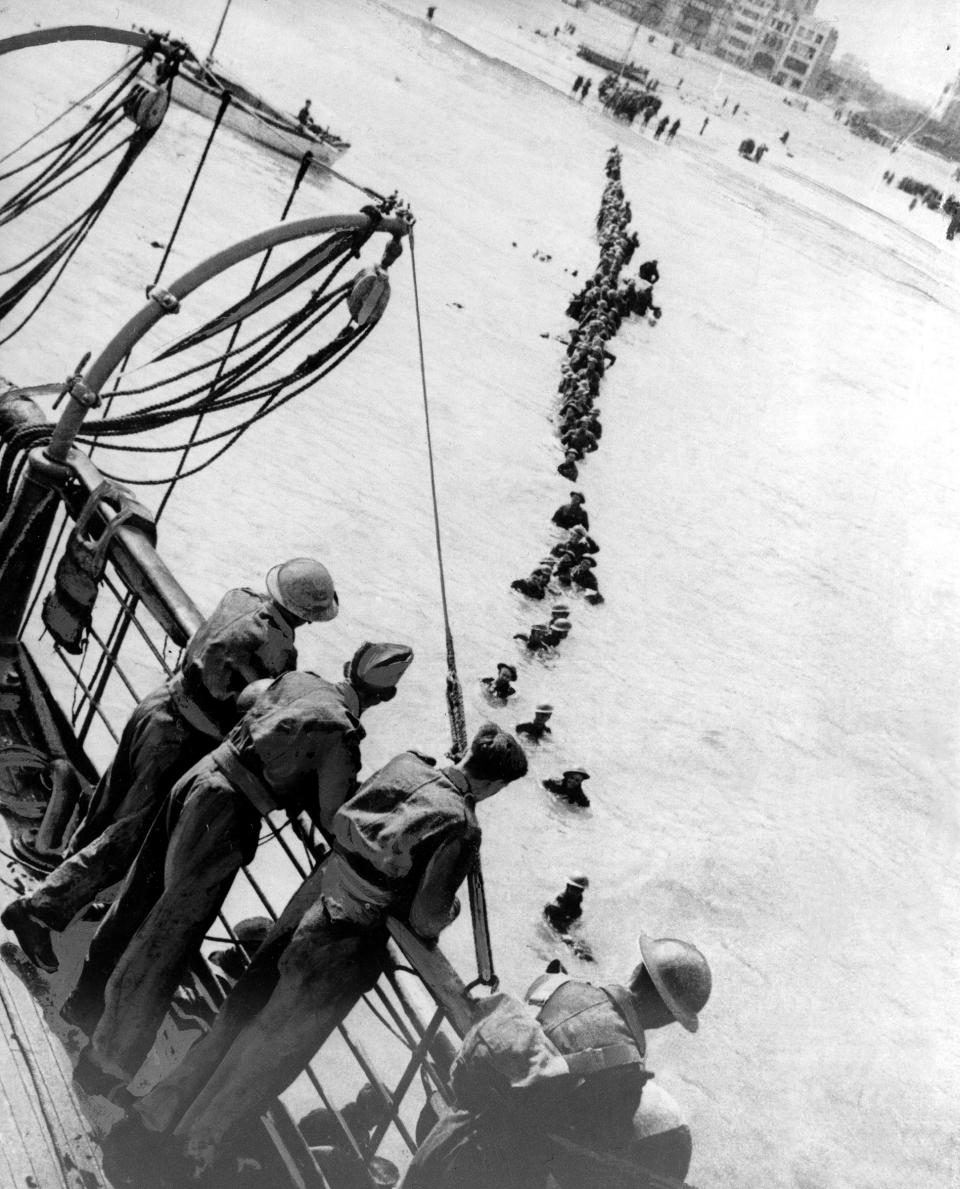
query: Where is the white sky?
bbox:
[817,0,960,103]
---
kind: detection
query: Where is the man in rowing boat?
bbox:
[1,558,338,975]
[67,642,413,1094]
[400,936,711,1189]
[103,722,528,1182]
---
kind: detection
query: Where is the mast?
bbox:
[206,0,234,65]
[618,20,640,81]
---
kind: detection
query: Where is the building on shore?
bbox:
[594,0,837,96]
[713,0,837,95]
[597,0,732,54]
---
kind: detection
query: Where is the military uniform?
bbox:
[70,672,362,1082]
[402,975,649,1189]
[132,750,481,1174]
[20,589,296,935]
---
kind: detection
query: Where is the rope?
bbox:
[154,148,314,520]
[0,54,135,167]
[408,232,497,990]
[0,53,170,345]
[408,233,466,756]
[153,89,230,284]
[80,323,373,485]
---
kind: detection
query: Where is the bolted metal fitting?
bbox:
[145,285,181,314]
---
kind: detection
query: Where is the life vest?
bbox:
[449,978,648,1118]
[525,973,647,1078]
[41,481,154,654]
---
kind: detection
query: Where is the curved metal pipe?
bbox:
[46,211,411,462]
[0,25,155,57]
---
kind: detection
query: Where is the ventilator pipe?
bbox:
[0,382,65,640]
[0,25,156,58]
[33,759,83,853]
[44,211,411,464]
[11,759,86,872]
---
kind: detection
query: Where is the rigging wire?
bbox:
[408,231,497,990]
[0,53,135,167]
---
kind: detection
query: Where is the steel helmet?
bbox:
[266,558,338,623]
[638,935,712,1033]
[349,642,414,694]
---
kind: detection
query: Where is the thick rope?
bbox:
[153,88,230,284]
[408,232,496,989]
[0,55,135,168]
[154,149,314,519]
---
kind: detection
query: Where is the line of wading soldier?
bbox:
[441,153,705,1186]
[501,147,663,831]
[2,168,709,1189]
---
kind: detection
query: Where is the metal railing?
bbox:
[11,449,477,1189]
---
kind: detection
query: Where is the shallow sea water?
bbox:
[2,2,959,1186]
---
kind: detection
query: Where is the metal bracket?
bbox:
[62,373,100,409]
[145,285,181,314]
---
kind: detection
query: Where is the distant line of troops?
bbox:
[500,149,665,936]
[509,147,660,615]
[2,166,710,1189]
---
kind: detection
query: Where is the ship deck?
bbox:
[0,902,112,1189]
[0,643,114,1187]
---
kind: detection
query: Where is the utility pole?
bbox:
[618,19,641,80]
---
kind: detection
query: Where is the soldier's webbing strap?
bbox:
[564,1042,645,1077]
[528,976,648,1078]
[602,982,647,1058]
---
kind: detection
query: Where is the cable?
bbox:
[409,231,496,989]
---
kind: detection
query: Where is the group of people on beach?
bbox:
[584,71,683,144]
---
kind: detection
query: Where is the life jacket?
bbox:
[449,978,648,1117]
[42,481,154,654]
[525,973,647,1077]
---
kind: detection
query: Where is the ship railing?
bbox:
[10,449,480,1188]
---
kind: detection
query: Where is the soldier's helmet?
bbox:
[266,558,338,622]
[636,935,712,1033]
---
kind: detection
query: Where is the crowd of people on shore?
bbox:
[0,151,708,1189]
[581,72,684,144]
